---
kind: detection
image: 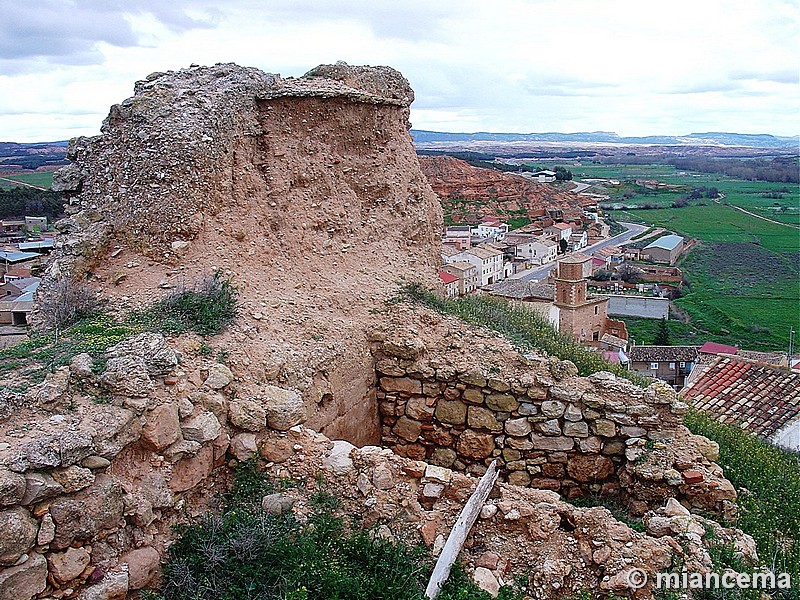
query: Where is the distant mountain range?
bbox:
[411,130,798,149]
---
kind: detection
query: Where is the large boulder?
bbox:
[0,507,38,566]
[105,332,178,376]
[119,546,161,589]
[141,403,181,451]
[49,475,126,549]
[0,469,26,505]
[262,386,306,431]
[0,553,47,600]
[48,546,91,584]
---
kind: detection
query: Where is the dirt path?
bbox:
[714,197,800,230]
[0,176,48,191]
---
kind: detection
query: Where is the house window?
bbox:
[679,362,686,368]
[669,362,675,370]
[594,306,598,315]
[592,331,599,341]
[650,362,658,370]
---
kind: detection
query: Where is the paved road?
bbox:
[570,181,592,194]
[511,221,648,282]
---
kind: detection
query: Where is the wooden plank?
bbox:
[425,460,500,599]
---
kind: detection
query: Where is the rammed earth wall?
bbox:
[371,335,737,516]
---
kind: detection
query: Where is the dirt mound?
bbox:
[37,61,443,444]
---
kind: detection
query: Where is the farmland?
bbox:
[581,162,800,352]
[576,162,799,227]
[0,171,55,189]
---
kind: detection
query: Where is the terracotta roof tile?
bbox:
[681,355,800,439]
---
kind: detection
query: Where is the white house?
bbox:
[569,231,588,251]
[544,222,573,242]
[474,220,509,240]
[505,233,558,265]
[449,246,504,286]
[532,170,557,183]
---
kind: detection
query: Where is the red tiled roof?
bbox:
[439,271,459,285]
[699,341,739,355]
[681,355,800,439]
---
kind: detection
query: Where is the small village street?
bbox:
[511,221,648,282]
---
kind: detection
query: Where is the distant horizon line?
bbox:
[4,128,799,145]
[411,129,799,139]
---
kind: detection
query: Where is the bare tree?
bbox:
[615,264,643,284]
[38,278,98,333]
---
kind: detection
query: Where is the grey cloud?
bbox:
[0,0,218,65]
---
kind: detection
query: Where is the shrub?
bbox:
[148,462,523,600]
[37,277,98,331]
[395,282,650,387]
[133,273,237,336]
[684,409,800,600]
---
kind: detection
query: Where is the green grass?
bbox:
[130,274,238,336]
[591,162,799,352]
[0,171,54,188]
[684,410,800,600]
[395,282,650,387]
[0,313,143,391]
[146,460,523,600]
[610,204,798,254]
[1,274,239,393]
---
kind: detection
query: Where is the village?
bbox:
[437,208,800,452]
[0,217,54,347]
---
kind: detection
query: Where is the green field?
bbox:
[0,171,54,189]
[574,162,800,227]
[588,163,800,352]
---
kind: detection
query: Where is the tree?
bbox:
[653,318,671,345]
[554,166,573,181]
[592,269,613,281]
[558,238,568,254]
[616,264,642,283]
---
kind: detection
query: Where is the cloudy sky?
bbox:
[1,0,798,142]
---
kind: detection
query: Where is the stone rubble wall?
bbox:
[371,335,737,517]
[0,329,745,599]
[0,333,309,600]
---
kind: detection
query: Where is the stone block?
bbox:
[405,397,435,421]
[461,388,485,404]
[393,417,422,442]
[435,400,467,425]
[536,419,561,436]
[567,455,614,482]
[380,377,422,395]
[531,435,574,451]
[541,400,565,418]
[592,419,617,437]
[485,393,518,412]
[504,418,532,436]
[456,429,495,459]
[467,406,501,431]
[563,420,589,437]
